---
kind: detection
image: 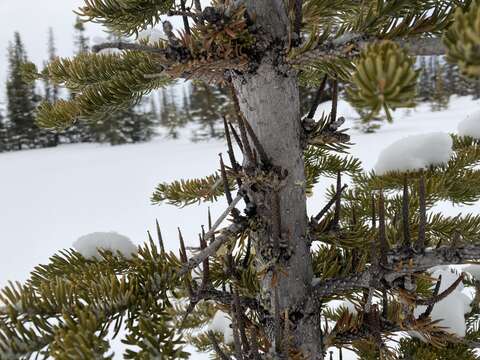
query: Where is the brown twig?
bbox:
[402,176,411,248]
[330,76,338,124]
[91,42,168,55]
[417,174,427,253]
[219,154,233,205]
[333,171,342,230]
[179,0,191,35]
[378,192,388,266]
[294,0,303,39]
[241,116,270,166]
[229,122,244,153]
[156,219,165,254]
[313,184,348,223]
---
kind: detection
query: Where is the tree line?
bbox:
[0,20,157,152]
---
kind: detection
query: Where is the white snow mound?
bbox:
[463,264,480,280]
[73,232,138,260]
[374,132,453,175]
[458,109,480,139]
[208,310,233,344]
[414,269,472,338]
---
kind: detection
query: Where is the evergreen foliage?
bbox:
[347,41,419,122]
[5,32,41,150]
[4,1,480,359]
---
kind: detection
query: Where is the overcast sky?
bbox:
[0,0,105,104]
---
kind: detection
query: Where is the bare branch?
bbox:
[91,42,169,55]
[402,177,411,248]
[180,196,245,275]
[292,36,445,66]
[294,0,303,38]
[179,0,191,35]
[417,174,427,252]
[313,184,348,223]
[307,75,328,119]
[416,273,464,307]
[310,245,480,299]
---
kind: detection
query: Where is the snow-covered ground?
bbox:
[0,96,479,358]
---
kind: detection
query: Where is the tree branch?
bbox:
[179,197,246,276]
[310,245,480,299]
[91,42,168,55]
[292,36,445,66]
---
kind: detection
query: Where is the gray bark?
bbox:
[231,0,322,357]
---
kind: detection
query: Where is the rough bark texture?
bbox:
[232,0,322,357]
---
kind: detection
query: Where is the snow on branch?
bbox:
[73,232,138,260]
[374,132,453,175]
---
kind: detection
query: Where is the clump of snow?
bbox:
[414,269,472,337]
[73,232,138,260]
[458,110,480,139]
[208,310,233,344]
[374,132,453,175]
[137,28,167,44]
[463,264,480,280]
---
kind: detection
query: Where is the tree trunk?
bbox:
[232,0,322,357]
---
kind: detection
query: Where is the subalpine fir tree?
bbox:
[88,102,156,145]
[0,105,8,152]
[40,28,62,147]
[418,57,432,101]
[159,85,188,139]
[66,18,93,143]
[431,58,450,111]
[6,32,39,150]
[187,82,234,141]
[74,17,89,54]
[8,1,480,359]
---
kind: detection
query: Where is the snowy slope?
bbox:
[0,96,479,358]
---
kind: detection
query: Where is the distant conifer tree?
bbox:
[6,32,39,150]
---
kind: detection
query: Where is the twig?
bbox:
[402,176,411,248]
[219,154,233,205]
[229,122,244,153]
[241,116,271,166]
[207,195,242,240]
[236,113,255,165]
[242,236,252,269]
[294,0,303,39]
[207,331,231,360]
[223,116,243,188]
[370,195,378,266]
[378,192,388,266]
[418,275,442,320]
[92,42,168,55]
[229,84,254,163]
[180,196,244,275]
[313,184,348,222]
[334,172,342,228]
[417,174,426,252]
[200,232,210,289]
[416,273,464,307]
[156,219,165,254]
[330,76,338,124]
[179,0,191,35]
[306,75,328,119]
